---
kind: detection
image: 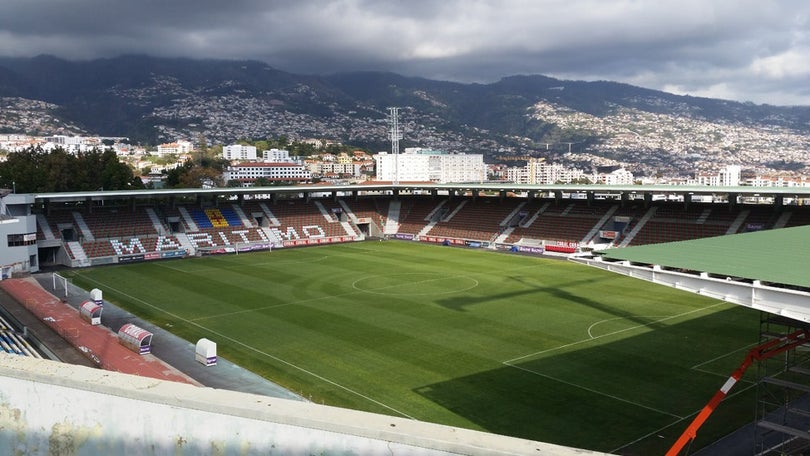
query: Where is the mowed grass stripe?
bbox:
[66,241,759,454]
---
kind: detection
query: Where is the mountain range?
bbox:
[1,54,809,177]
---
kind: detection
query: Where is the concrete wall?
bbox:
[0,356,611,456]
[0,193,38,275]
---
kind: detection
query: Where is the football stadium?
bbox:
[1,183,810,455]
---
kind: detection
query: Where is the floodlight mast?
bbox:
[388,107,403,185]
[666,328,810,456]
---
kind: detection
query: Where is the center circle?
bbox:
[352,273,479,296]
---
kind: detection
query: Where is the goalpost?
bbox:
[52,272,70,298]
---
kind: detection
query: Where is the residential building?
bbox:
[223,162,311,187]
[156,140,193,156]
[373,148,485,184]
[692,165,741,186]
[506,159,586,184]
[598,168,634,185]
[746,175,810,187]
[263,148,292,162]
[223,144,258,161]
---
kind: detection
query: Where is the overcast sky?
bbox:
[2,0,810,106]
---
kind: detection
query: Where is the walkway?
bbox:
[26,273,303,400]
[0,277,199,385]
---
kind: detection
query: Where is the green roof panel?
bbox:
[598,225,810,289]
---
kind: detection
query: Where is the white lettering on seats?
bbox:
[110,238,146,255]
[302,225,326,238]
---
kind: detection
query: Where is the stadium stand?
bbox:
[427,197,523,242]
[343,198,388,228]
[265,199,354,239]
[396,197,445,235]
[0,314,42,358]
[79,207,160,239]
[32,193,810,266]
[505,200,612,245]
[190,209,215,229]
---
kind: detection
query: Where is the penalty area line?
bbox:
[504,301,728,364]
[503,361,684,419]
[75,274,416,421]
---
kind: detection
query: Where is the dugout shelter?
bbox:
[79,300,103,326]
[118,323,153,355]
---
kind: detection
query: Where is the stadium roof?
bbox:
[28,182,810,204]
[572,225,810,324]
[595,225,810,290]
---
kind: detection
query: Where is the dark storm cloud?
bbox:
[1,0,809,105]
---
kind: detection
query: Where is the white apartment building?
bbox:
[506,159,586,184]
[311,162,362,177]
[746,175,810,187]
[45,135,85,147]
[598,168,634,185]
[156,140,193,156]
[42,135,102,153]
[223,162,311,186]
[263,148,292,162]
[223,144,258,161]
[693,165,741,186]
[374,149,485,183]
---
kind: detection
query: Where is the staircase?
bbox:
[384,200,401,235]
[696,208,712,224]
[493,227,515,244]
[773,211,793,229]
[67,241,87,262]
[417,220,438,238]
[727,209,749,235]
[177,207,199,232]
[313,201,335,222]
[258,203,281,227]
[231,204,253,227]
[36,214,56,240]
[442,200,467,222]
[618,207,657,247]
[521,202,550,228]
[145,207,167,235]
[262,227,282,244]
[71,212,94,241]
[338,200,358,223]
[424,200,448,222]
[500,202,527,227]
[173,233,195,255]
[341,221,358,237]
[581,205,619,244]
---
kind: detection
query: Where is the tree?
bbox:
[196,133,208,155]
[164,161,194,188]
[0,146,143,192]
[42,149,74,192]
[0,147,46,192]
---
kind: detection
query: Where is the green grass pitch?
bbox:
[65,241,760,454]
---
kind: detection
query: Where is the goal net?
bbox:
[52,272,70,298]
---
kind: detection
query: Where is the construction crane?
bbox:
[666,328,810,456]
